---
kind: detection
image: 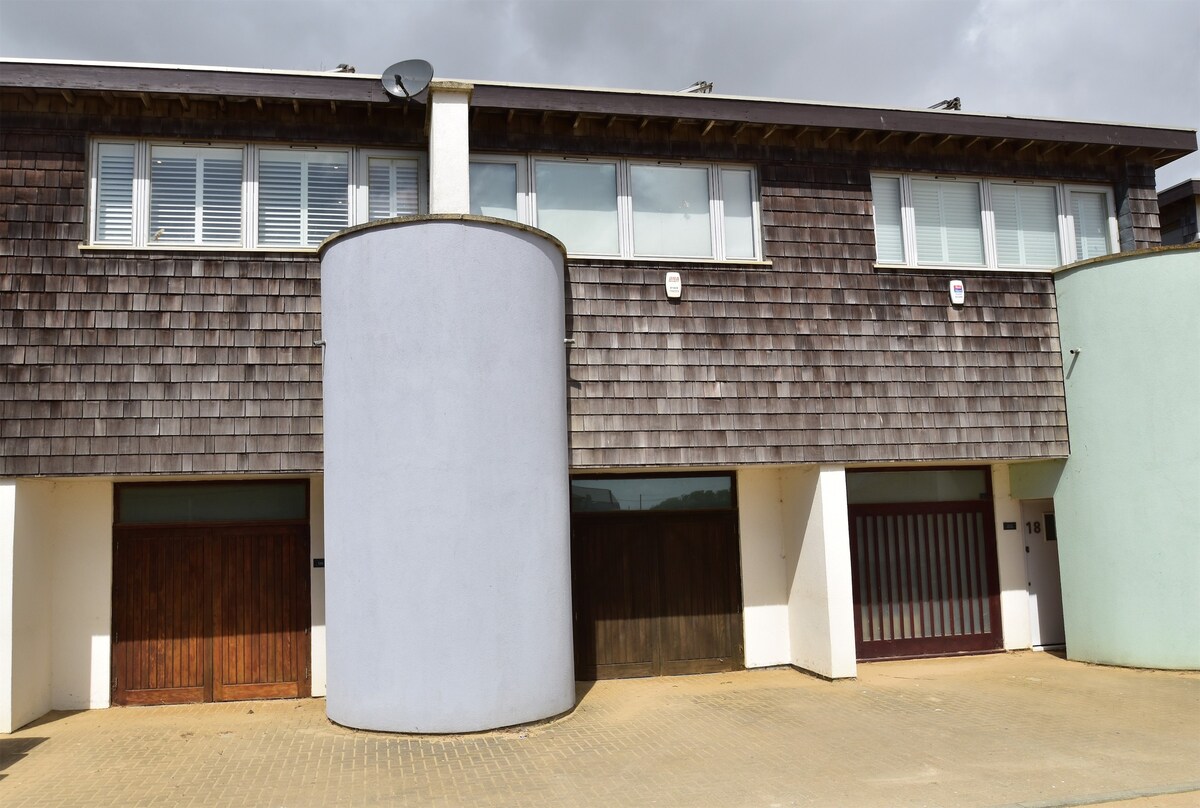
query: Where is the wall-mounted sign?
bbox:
[949,279,966,305]
[665,271,683,299]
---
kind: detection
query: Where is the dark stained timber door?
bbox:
[112,522,310,706]
[571,511,743,679]
[849,501,1002,660]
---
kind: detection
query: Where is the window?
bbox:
[471,154,761,260]
[363,153,422,222]
[469,157,526,222]
[88,140,425,249]
[536,160,621,255]
[149,145,243,245]
[871,173,1116,270]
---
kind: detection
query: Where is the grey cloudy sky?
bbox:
[2,0,1198,187]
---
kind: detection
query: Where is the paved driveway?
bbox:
[2,652,1197,807]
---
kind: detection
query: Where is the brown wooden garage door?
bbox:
[111,482,311,706]
[571,474,743,680]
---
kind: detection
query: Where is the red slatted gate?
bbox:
[849,502,1002,660]
[112,523,310,705]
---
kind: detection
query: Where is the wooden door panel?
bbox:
[571,517,657,679]
[112,529,208,706]
[571,510,743,680]
[213,525,310,701]
[113,522,310,705]
[658,514,743,675]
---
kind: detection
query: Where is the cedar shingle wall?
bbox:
[1,95,1164,475]
[1,124,323,477]
[567,163,1068,468]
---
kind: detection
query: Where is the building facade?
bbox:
[1,59,1195,732]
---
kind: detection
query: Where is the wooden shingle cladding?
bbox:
[566,171,1067,468]
[1,72,1189,475]
[0,92,426,477]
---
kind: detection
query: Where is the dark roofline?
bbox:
[468,84,1196,153]
[2,59,1195,157]
[1157,179,1200,206]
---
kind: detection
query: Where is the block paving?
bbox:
[1,652,1197,807]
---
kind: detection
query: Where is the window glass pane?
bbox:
[631,164,713,257]
[117,482,308,524]
[870,175,905,263]
[912,179,983,265]
[534,161,619,255]
[149,145,242,246]
[95,143,135,244]
[367,157,420,221]
[1072,191,1111,260]
[470,162,519,221]
[721,168,756,259]
[846,470,988,505]
[571,475,733,512]
[992,184,1060,268]
[258,150,349,247]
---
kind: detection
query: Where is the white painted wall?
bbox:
[48,480,113,710]
[309,474,326,697]
[0,481,16,732]
[992,464,1032,651]
[428,82,472,214]
[0,480,54,733]
[735,468,790,668]
[781,466,857,680]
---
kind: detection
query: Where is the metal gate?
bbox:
[849,501,1002,660]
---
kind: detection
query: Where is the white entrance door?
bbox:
[1021,499,1065,648]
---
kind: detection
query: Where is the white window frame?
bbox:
[355,149,428,223]
[468,154,529,223]
[1062,184,1119,262]
[477,153,762,262]
[871,172,1119,271]
[87,139,428,251]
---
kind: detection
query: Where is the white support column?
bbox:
[0,480,52,733]
[992,463,1032,650]
[736,468,791,668]
[781,466,857,679]
[1,481,16,732]
[427,81,473,214]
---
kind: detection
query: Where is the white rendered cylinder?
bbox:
[320,216,573,733]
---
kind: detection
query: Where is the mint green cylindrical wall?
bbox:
[1052,245,1200,670]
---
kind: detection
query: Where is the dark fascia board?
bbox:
[0,59,396,104]
[2,59,1195,154]
[469,84,1197,153]
[1157,178,1200,206]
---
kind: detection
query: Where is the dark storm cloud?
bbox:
[1,0,1197,184]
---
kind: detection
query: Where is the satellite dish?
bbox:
[381,59,434,100]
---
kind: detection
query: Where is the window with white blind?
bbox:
[149,145,243,245]
[257,149,349,247]
[471,154,761,260]
[94,142,137,244]
[1069,189,1113,261]
[871,173,1116,270]
[88,140,426,249]
[364,155,421,221]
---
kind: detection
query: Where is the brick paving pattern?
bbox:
[1,652,1197,807]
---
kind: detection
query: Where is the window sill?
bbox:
[872,262,1055,275]
[568,255,773,267]
[78,244,320,255]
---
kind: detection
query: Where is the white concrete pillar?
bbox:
[427,81,472,214]
[0,480,52,733]
[992,463,1032,650]
[782,466,857,679]
[736,468,791,668]
[1,481,16,732]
